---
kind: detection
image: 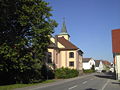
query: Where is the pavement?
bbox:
[14,72,120,90]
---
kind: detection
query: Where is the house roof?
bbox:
[112,29,120,53]
[95,60,111,67]
[82,58,92,62]
[95,60,101,67]
[102,60,111,66]
[58,37,79,50]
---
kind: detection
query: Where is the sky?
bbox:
[45,0,120,62]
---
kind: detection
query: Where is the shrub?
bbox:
[41,64,55,80]
[91,65,95,72]
[55,67,79,79]
[83,69,95,73]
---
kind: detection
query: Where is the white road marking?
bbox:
[90,77,96,80]
[82,81,87,84]
[90,78,93,80]
[68,85,77,90]
[101,79,110,90]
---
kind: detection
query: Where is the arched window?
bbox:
[69,52,74,58]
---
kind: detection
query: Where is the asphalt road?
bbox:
[15,73,120,90]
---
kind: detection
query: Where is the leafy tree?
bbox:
[0,0,57,84]
[91,65,95,72]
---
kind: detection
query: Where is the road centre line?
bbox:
[90,78,94,80]
[82,81,87,84]
[101,79,109,90]
[90,77,96,80]
[68,85,77,90]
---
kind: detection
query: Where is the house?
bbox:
[82,58,95,70]
[112,29,120,80]
[102,60,111,71]
[95,60,105,72]
[47,20,83,72]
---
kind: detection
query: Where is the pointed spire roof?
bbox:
[60,18,68,35]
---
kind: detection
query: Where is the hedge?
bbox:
[83,69,95,73]
[55,67,79,79]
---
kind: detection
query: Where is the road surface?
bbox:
[15,73,120,90]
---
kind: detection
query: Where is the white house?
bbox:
[95,60,104,72]
[113,54,120,79]
[82,58,95,70]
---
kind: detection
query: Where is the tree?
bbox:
[0,0,57,84]
[91,65,95,72]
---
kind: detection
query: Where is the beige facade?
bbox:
[58,34,70,41]
[47,21,83,71]
[114,54,120,80]
[48,41,83,71]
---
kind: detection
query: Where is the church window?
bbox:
[69,52,74,58]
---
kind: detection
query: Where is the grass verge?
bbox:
[0,80,55,90]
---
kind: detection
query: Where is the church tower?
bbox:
[58,19,70,40]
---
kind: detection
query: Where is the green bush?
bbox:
[55,67,79,79]
[83,69,95,73]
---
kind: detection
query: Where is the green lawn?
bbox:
[0,80,55,90]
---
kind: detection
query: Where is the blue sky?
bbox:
[45,0,120,62]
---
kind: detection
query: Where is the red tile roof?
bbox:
[95,60,111,66]
[102,60,111,66]
[112,29,120,53]
[58,37,79,50]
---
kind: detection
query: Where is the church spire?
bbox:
[60,18,68,35]
[58,18,70,40]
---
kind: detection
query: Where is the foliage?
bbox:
[83,65,95,73]
[41,64,55,79]
[55,67,79,79]
[0,80,55,90]
[0,0,57,84]
[83,69,95,73]
[91,65,95,72]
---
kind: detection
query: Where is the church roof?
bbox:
[48,41,58,48]
[60,19,69,35]
[58,37,79,50]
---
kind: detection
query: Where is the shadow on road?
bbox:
[111,81,120,86]
[94,72,115,80]
[85,88,97,90]
[112,82,120,84]
[95,72,120,86]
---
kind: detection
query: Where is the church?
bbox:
[47,20,83,72]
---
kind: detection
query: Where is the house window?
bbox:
[48,52,52,63]
[69,61,74,66]
[69,52,74,58]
